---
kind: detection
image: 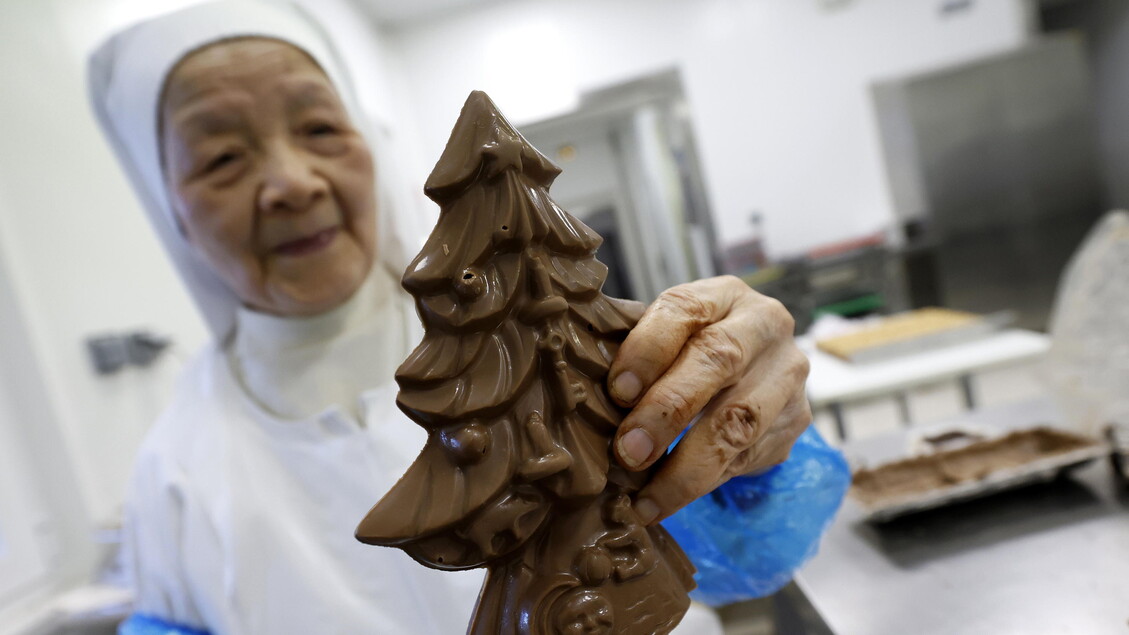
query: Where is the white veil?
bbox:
[87,0,415,343]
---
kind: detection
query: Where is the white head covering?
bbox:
[87,0,412,342]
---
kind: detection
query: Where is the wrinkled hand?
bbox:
[608,275,812,525]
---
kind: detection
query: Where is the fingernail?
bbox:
[617,428,653,468]
[635,498,660,525]
[611,371,642,404]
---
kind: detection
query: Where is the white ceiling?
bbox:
[355,0,494,27]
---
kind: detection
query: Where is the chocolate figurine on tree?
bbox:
[356,91,695,634]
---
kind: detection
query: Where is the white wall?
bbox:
[0,0,209,535]
[387,0,1032,258]
[0,221,98,628]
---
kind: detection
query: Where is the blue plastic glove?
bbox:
[662,424,850,606]
[119,614,210,635]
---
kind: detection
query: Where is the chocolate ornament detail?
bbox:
[356,91,695,634]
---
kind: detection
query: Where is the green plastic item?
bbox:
[812,293,884,319]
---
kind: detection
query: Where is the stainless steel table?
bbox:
[794,399,1129,635]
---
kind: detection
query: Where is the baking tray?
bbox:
[815,309,1013,364]
[849,427,1110,522]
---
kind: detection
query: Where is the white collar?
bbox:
[227,269,409,422]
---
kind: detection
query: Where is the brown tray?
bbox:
[849,427,1109,522]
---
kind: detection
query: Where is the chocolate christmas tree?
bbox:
[356,91,695,634]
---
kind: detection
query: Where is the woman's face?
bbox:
[160,38,376,317]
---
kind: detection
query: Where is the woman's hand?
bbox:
[608,275,812,524]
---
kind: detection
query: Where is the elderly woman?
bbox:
[89,2,812,633]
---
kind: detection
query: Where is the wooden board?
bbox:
[815,308,982,362]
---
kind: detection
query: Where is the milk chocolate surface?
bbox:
[356,91,694,634]
[850,427,1097,506]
